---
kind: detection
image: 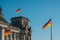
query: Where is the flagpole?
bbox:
[51,19,52,40]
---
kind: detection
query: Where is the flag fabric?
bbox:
[42,19,52,30]
[16,8,21,13]
[4,30,10,36]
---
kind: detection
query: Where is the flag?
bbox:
[42,19,52,30]
[4,30,10,36]
[16,8,21,13]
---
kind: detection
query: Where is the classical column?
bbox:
[29,36,30,40]
[6,35,9,40]
[24,35,25,40]
[10,32,12,40]
[12,32,14,40]
[29,36,31,40]
[2,28,5,40]
[16,33,20,40]
[14,33,16,40]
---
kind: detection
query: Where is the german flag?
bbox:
[16,8,21,13]
[42,19,52,30]
[4,30,10,36]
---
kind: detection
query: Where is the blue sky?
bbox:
[0,0,60,40]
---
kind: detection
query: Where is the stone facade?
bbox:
[0,7,31,40]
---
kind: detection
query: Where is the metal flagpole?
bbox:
[51,18,52,40]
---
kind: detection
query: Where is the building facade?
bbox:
[0,7,31,40]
